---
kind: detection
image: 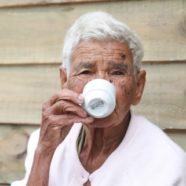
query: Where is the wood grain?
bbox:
[0,125,37,183]
[0,64,60,125]
[0,0,118,8]
[0,0,185,64]
[133,62,186,129]
[0,63,185,129]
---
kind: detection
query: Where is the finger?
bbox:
[46,114,94,128]
[50,89,84,106]
[46,100,87,118]
[42,89,84,112]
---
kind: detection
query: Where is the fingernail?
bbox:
[78,94,84,104]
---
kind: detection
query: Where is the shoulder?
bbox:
[130,114,186,163]
[127,114,186,182]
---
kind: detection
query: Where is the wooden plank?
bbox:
[165,131,186,151]
[0,0,185,65]
[0,64,60,125]
[133,62,186,129]
[0,0,118,8]
[0,63,186,129]
[0,124,37,183]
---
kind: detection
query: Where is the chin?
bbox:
[85,114,120,129]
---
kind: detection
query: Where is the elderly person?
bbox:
[12,12,186,186]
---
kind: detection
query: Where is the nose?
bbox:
[96,71,112,83]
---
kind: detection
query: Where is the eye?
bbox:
[79,70,92,75]
[111,70,126,76]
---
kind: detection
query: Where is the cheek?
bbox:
[115,78,136,106]
[67,77,89,93]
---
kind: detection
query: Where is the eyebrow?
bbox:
[109,62,128,70]
[74,62,95,71]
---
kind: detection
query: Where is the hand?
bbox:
[27,89,94,186]
[38,88,94,153]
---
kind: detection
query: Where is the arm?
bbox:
[26,147,54,186]
[27,89,93,186]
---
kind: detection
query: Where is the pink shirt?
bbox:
[12,114,186,186]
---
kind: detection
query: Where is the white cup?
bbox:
[82,79,116,118]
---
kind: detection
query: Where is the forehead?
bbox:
[71,40,132,62]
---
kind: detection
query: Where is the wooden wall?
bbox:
[0,0,186,183]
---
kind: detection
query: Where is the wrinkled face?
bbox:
[64,40,145,128]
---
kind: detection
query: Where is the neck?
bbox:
[80,112,131,163]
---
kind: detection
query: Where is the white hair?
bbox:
[62,11,144,75]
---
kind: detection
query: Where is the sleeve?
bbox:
[11,129,40,186]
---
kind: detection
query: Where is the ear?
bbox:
[59,67,67,89]
[132,70,146,105]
